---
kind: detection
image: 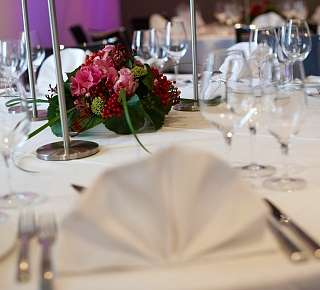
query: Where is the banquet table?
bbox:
[1,82,320,290]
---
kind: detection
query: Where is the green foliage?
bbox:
[104,94,146,134]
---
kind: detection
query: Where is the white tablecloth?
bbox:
[1,89,320,290]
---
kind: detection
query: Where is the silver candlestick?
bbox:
[173,0,199,111]
[21,0,47,121]
[36,0,99,161]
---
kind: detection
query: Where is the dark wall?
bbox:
[120,0,320,32]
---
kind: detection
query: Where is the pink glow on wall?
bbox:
[0,0,121,47]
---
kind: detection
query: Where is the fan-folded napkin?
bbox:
[37,48,86,96]
[56,146,274,274]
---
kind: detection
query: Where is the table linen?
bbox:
[0,88,320,290]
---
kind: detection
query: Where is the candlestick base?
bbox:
[36,140,99,161]
[173,100,199,111]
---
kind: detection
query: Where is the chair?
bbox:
[304,35,320,76]
[131,17,149,31]
[70,25,89,45]
[90,27,130,48]
[234,24,254,43]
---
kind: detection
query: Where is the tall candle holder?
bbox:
[173,0,200,112]
[21,0,47,121]
[36,0,99,161]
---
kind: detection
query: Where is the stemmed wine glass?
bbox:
[132,29,158,66]
[154,28,168,71]
[280,19,312,81]
[0,82,39,208]
[240,27,279,177]
[262,60,307,192]
[165,20,188,85]
[199,49,255,158]
[0,38,27,97]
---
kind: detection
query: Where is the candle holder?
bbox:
[21,0,47,121]
[173,0,199,112]
[36,0,99,161]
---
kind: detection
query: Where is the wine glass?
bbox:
[249,26,278,83]
[0,82,39,208]
[199,49,255,157]
[165,20,188,85]
[239,27,279,177]
[281,19,311,64]
[131,29,158,66]
[262,61,307,192]
[0,38,27,97]
[154,28,168,71]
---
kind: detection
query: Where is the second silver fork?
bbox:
[38,213,58,290]
[17,210,36,282]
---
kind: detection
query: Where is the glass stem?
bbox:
[2,152,13,195]
[223,132,233,162]
[286,61,294,83]
[249,125,257,165]
[174,60,179,83]
[280,142,289,179]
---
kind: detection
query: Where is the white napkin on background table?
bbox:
[37,48,86,96]
[252,12,285,28]
[56,146,274,274]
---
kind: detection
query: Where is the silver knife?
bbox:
[265,198,320,258]
[268,218,307,262]
[71,184,86,194]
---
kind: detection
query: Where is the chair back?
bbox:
[70,25,89,45]
[235,24,254,43]
[91,27,130,48]
[304,35,320,76]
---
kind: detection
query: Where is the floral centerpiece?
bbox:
[30,44,180,148]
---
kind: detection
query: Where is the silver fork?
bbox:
[37,214,58,290]
[17,210,36,282]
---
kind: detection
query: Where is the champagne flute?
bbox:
[132,29,158,66]
[0,82,39,208]
[263,61,307,192]
[165,20,188,85]
[199,49,255,157]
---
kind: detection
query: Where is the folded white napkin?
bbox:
[56,146,273,274]
[252,12,285,28]
[37,48,86,96]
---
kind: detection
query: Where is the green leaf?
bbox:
[118,89,150,154]
[103,94,146,134]
[66,67,80,80]
[141,94,165,130]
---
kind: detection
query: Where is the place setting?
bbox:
[1,0,320,289]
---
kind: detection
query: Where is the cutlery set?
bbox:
[265,199,320,263]
[16,211,57,290]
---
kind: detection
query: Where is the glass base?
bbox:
[0,192,40,208]
[263,176,306,192]
[237,163,276,178]
[174,100,199,112]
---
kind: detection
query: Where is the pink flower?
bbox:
[113,68,138,96]
[101,45,115,60]
[71,65,102,96]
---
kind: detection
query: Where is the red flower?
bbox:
[151,67,180,108]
